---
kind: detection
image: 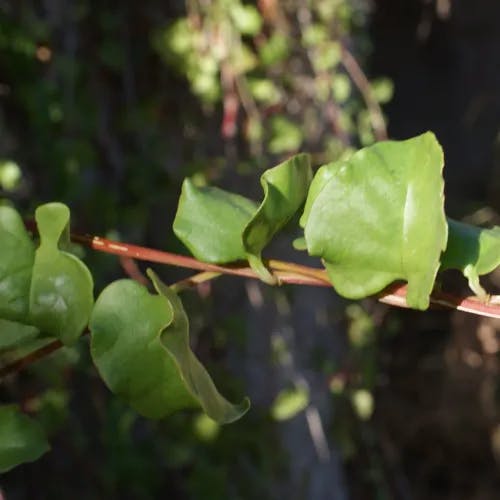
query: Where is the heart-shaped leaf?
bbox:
[303,132,447,309]
[29,203,94,345]
[441,218,500,299]
[173,179,257,263]
[0,206,35,322]
[90,271,249,423]
[243,153,312,282]
[0,405,49,472]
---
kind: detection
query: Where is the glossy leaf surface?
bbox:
[90,271,249,423]
[0,405,49,472]
[441,219,500,298]
[303,132,447,309]
[0,206,35,322]
[173,179,257,263]
[243,153,312,282]
[29,203,94,345]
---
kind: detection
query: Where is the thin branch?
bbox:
[0,339,63,379]
[72,231,500,319]
[6,224,500,380]
[340,45,388,141]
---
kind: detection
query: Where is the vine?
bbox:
[1,132,500,471]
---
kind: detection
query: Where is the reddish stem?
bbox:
[73,231,500,319]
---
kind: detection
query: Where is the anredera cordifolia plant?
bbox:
[1,131,500,471]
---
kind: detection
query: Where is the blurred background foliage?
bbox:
[0,0,499,499]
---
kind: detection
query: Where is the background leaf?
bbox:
[0,206,35,322]
[270,386,309,421]
[441,219,500,298]
[0,319,39,351]
[303,132,447,309]
[29,203,94,345]
[173,179,257,263]
[90,272,249,423]
[0,405,49,473]
[243,153,312,282]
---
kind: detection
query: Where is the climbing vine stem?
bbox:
[4,223,500,381]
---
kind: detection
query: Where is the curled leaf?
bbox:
[441,219,500,299]
[29,203,94,345]
[243,153,312,283]
[90,271,249,423]
[173,154,312,284]
[303,132,447,309]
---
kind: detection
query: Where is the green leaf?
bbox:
[230,4,262,36]
[441,218,500,299]
[0,160,22,191]
[90,271,249,423]
[247,78,280,104]
[271,386,309,421]
[258,33,290,67]
[303,132,447,310]
[243,154,312,283]
[268,116,303,154]
[173,178,258,263]
[0,206,35,322]
[29,203,94,345]
[149,270,249,423]
[0,405,50,472]
[0,319,39,350]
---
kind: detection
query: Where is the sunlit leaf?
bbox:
[0,405,49,472]
[90,271,249,423]
[351,389,374,421]
[173,178,257,263]
[441,219,500,299]
[371,77,394,104]
[247,78,280,104]
[230,4,262,36]
[243,154,312,282]
[332,73,351,103]
[303,132,447,309]
[312,41,341,72]
[271,386,309,421]
[0,160,22,191]
[0,206,35,322]
[268,116,303,154]
[29,203,94,345]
